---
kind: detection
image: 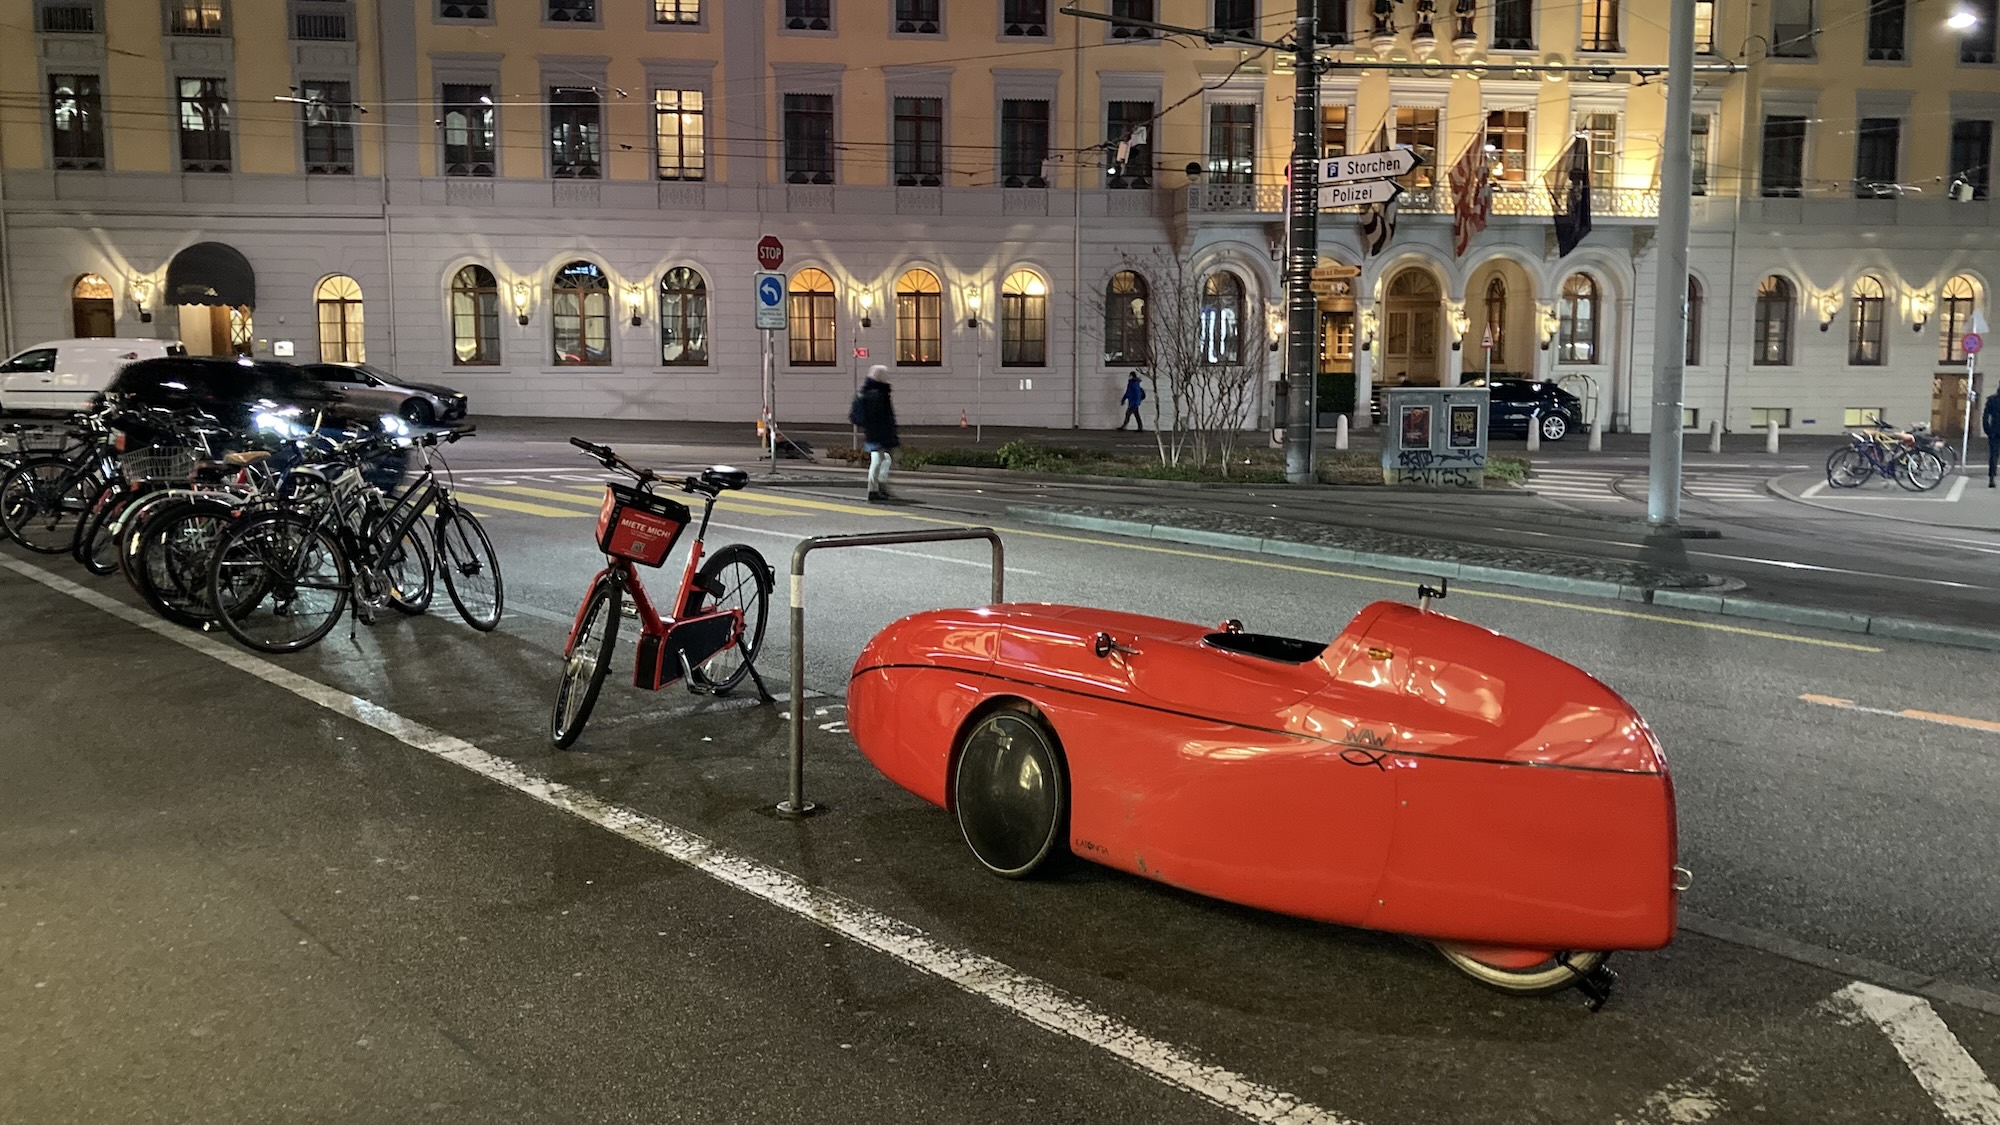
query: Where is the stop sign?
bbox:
[756,235,785,270]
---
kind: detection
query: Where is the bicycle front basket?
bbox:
[596,482,690,567]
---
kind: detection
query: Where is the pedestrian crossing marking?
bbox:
[547,482,881,519]
[452,490,593,518]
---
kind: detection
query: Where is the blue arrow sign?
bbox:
[754,271,787,329]
[757,275,783,307]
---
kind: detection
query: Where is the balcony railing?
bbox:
[1184,182,1661,219]
[294,2,351,40]
[36,3,98,32]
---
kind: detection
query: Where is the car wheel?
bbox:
[401,398,435,426]
[952,706,1068,879]
[1539,413,1569,441]
[1435,945,1610,996]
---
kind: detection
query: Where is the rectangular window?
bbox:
[36,3,100,32]
[784,93,834,183]
[1207,103,1256,184]
[1690,112,1711,196]
[654,89,704,181]
[1950,119,1992,199]
[176,76,231,172]
[1865,0,1905,60]
[1749,407,1792,429]
[1110,0,1156,38]
[1107,99,1153,187]
[48,73,104,171]
[1581,113,1620,188]
[1213,0,1254,35]
[784,0,830,30]
[1320,104,1349,160]
[1316,0,1347,44]
[1843,407,1885,427]
[1771,0,1815,58]
[1682,408,1701,429]
[894,0,938,32]
[169,0,224,34]
[1760,114,1806,197]
[438,2,490,19]
[1393,106,1438,187]
[1001,99,1051,185]
[549,86,601,178]
[654,0,698,23]
[1002,0,1048,35]
[1853,117,1899,197]
[894,96,943,183]
[1964,0,1998,62]
[1492,0,1532,49]
[1580,0,1620,50]
[293,0,351,40]
[1485,108,1529,185]
[546,0,596,22]
[1694,0,1714,52]
[442,83,495,176]
[300,79,354,175]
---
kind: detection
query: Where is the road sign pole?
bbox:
[764,329,777,472]
[1964,351,1978,466]
[1283,0,1319,485]
[1646,0,1697,527]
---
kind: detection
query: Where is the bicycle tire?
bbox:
[385,527,434,615]
[132,498,238,628]
[116,490,191,594]
[435,507,504,631]
[208,510,351,654]
[1,456,96,554]
[1825,447,1871,489]
[551,578,621,749]
[72,479,133,573]
[1896,449,1945,492]
[685,543,772,695]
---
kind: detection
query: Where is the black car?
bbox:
[1482,378,1582,442]
[104,357,349,429]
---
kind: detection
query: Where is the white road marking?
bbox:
[0,557,1357,1125]
[1801,481,1828,499]
[1832,983,2000,1125]
[1946,476,1970,503]
[1614,1050,1767,1125]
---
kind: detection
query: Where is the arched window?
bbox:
[1754,275,1794,366]
[1557,273,1598,364]
[1200,270,1245,364]
[1685,276,1703,366]
[449,265,500,365]
[788,267,836,366]
[659,267,708,365]
[552,260,611,366]
[1000,269,1048,367]
[894,268,942,366]
[1849,276,1886,366]
[1940,274,1978,364]
[315,274,365,363]
[71,273,115,338]
[1104,270,1150,366]
[1482,276,1506,367]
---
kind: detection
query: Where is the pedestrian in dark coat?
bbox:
[1983,387,2000,488]
[851,365,901,501]
[1118,372,1147,431]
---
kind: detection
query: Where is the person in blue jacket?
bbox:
[1118,372,1147,431]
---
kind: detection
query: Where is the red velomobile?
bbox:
[847,587,1683,1005]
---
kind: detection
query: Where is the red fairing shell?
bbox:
[849,601,1678,954]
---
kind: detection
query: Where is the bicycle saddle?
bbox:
[701,466,748,491]
[223,450,272,465]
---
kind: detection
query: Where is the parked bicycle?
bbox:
[0,406,120,553]
[551,438,774,749]
[1825,425,1946,491]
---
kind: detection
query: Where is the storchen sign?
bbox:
[1319,145,1422,184]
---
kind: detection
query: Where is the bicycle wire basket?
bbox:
[596,482,690,567]
[122,444,200,484]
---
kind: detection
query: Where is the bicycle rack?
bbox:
[781,527,1005,817]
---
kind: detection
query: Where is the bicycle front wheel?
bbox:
[1825,447,1871,489]
[1,457,96,553]
[435,508,503,631]
[384,527,434,615]
[686,544,772,695]
[551,579,620,750]
[209,511,351,653]
[133,499,238,628]
[1897,449,1946,492]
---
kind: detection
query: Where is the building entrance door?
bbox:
[1382,268,1442,388]
[1932,372,1971,440]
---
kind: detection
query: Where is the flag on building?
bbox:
[1449,133,1492,258]
[1546,135,1592,258]
[1358,124,1397,257]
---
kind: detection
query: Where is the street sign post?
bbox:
[1317,179,1404,208]
[1320,145,1420,184]
[756,235,785,270]
[1964,332,1982,355]
[754,271,786,330]
[1310,263,1360,280]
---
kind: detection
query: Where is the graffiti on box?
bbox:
[1384,394,1487,488]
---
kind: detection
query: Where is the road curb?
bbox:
[1012,508,2000,652]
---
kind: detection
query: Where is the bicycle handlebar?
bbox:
[568,436,658,484]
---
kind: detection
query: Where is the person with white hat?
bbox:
[849,364,901,502]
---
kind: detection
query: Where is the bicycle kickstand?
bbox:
[743,653,776,705]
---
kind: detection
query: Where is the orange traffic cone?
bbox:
[960,410,968,428]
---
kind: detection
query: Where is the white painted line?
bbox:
[1800,481,1827,499]
[1614,1050,1767,1125]
[1833,982,2000,1125]
[1946,476,1969,503]
[0,556,1357,1125]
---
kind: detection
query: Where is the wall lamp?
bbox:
[1540,304,1560,350]
[1817,292,1841,332]
[1268,305,1286,352]
[1910,291,1935,333]
[129,277,155,324]
[966,288,983,329]
[512,281,532,325]
[623,284,645,327]
[1449,303,1470,351]
[1360,307,1379,351]
[858,289,874,328]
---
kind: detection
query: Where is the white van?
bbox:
[0,338,187,414]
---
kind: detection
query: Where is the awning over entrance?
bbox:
[165,241,256,307]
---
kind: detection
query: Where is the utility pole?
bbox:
[1646,0,1698,526]
[1283,0,1319,485]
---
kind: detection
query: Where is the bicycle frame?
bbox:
[566,488,743,692]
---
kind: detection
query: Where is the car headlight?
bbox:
[379,413,411,436]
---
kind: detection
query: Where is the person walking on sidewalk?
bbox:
[1118,372,1147,431]
[851,365,901,502]
[1984,386,2000,488]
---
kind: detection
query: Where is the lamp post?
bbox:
[967,287,984,442]
[1644,0,1697,528]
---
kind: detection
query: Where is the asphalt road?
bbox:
[3,442,1998,1125]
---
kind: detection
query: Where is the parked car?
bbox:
[102,357,346,430]
[299,362,468,425]
[0,338,187,414]
[1484,378,1582,441]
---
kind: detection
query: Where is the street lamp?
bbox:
[1540,304,1560,350]
[1360,307,1379,351]
[965,287,983,328]
[1817,291,1841,332]
[1910,290,1935,332]
[512,281,531,325]
[129,277,155,323]
[1949,8,1979,30]
[1268,304,1286,352]
[623,283,645,327]
[858,289,874,328]
[1449,303,1470,351]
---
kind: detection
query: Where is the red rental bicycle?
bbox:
[551,438,774,749]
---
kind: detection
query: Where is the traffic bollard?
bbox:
[1588,419,1602,451]
[1766,418,1779,454]
[1335,414,1349,451]
[1526,412,1541,453]
[1708,418,1723,454]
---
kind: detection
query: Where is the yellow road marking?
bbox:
[489,484,612,507]
[452,490,592,518]
[552,483,854,518]
[1802,694,2000,733]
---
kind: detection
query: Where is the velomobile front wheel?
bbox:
[952,707,1068,879]
[1435,945,1610,996]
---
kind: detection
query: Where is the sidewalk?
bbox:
[1770,469,2000,533]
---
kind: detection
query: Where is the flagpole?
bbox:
[1646,0,1697,527]
[1284,0,1320,484]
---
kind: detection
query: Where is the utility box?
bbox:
[1381,385,1489,487]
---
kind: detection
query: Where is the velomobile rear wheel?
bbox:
[952,707,1068,879]
[1435,945,1610,996]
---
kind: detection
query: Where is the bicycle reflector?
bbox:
[596,483,690,567]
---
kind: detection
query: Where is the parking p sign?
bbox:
[755,271,786,330]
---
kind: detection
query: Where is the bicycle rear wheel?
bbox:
[1825,447,1871,489]
[1,457,95,553]
[383,527,434,615]
[551,578,620,749]
[435,507,503,631]
[208,511,350,653]
[686,544,772,695]
[1896,449,1946,492]
[132,499,237,628]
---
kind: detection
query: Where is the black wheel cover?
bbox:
[954,712,1065,877]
